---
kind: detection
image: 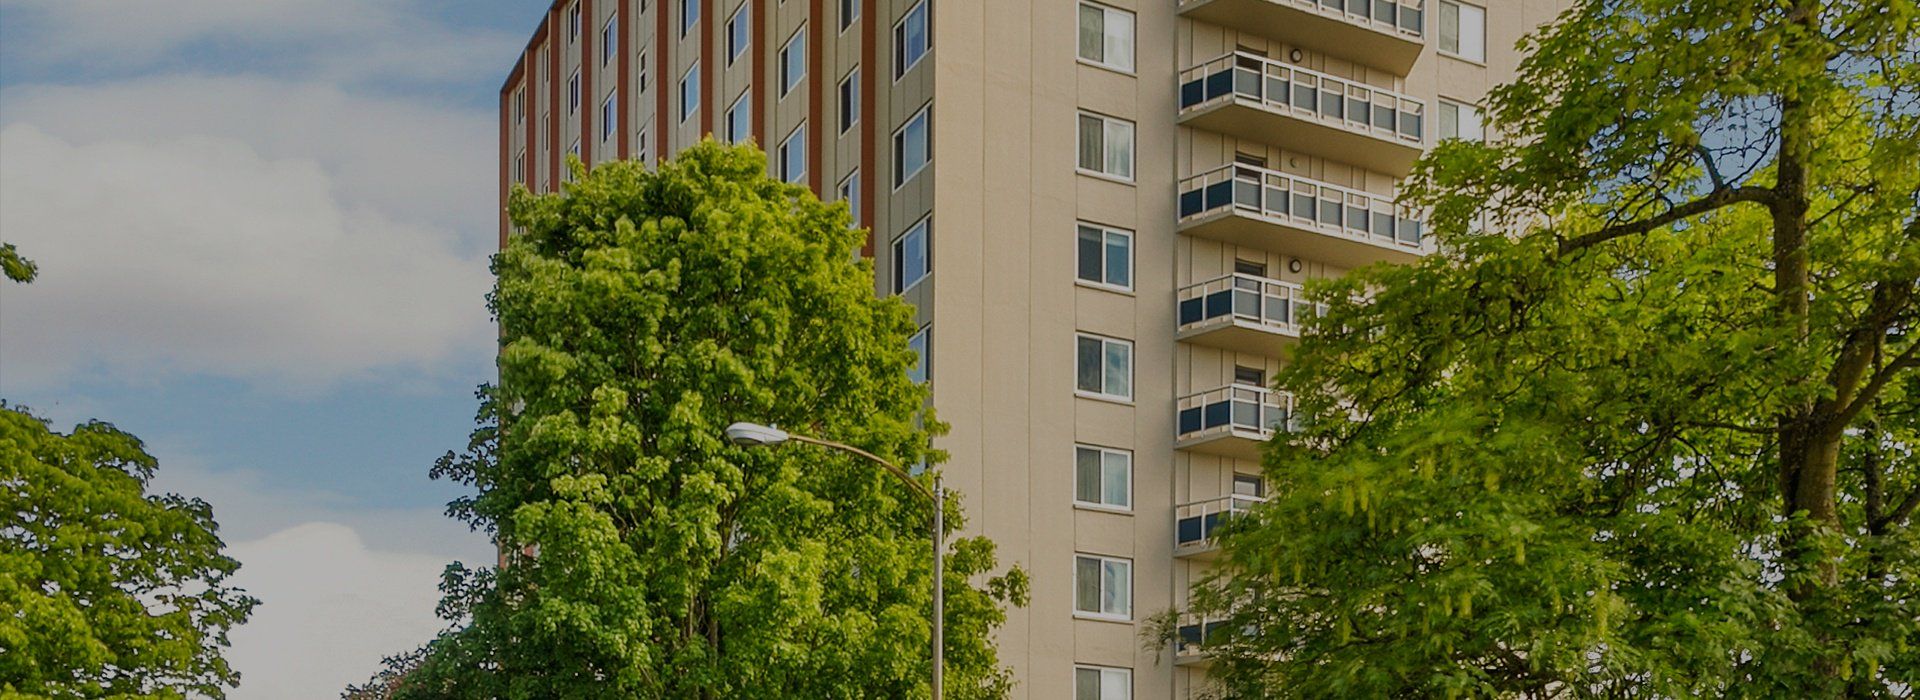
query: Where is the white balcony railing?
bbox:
[1180,51,1425,146]
[1178,162,1428,252]
[1177,384,1294,444]
[1177,273,1325,338]
[1175,493,1265,552]
[1179,0,1425,40]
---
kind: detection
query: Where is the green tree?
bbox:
[1181,0,1920,697]
[399,142,1026,699]
[2,242,36,283]
[0,405,257,698]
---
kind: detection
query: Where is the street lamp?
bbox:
[723,422,945,699]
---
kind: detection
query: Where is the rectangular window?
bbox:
[1075,334,1133,401]
[602,91,618,142]
[1438,0,1485,62]
[728,3,750,64]
[568,69,581,114]
[1073,554,1132,620]
[1234,365,1267,387]
[1233,473,1266,498]
[781,27,807,96]
[780,123,807,183]
[682,0,701,37]
[566,139,581,180]
[726,90,752,143]
[838,170,862,228]
[514,150,526,184]
[1074,445,1132,509]
[514,89,525,123]
[680,63,701,122]
[894,216,930,293]
[840,0,860,31]
[1076,2,1135,72]
[602,14,617,66]
[839,67,861,134]
[908,325,931,383]
[1075,223,1132,290]
[1075,666,1132,700]
[568,2,582,42]
[1437,99,1484,141]
[893,105,930,187]
[638,52,649,92]
[894,1,929,79]
[1076,112,1134,181]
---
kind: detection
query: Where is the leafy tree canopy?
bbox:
[0,405,257,698]
[1184,0,1920,697]
[397,142,1026,699]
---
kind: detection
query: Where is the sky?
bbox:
[0,1,548,695]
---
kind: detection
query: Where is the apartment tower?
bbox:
[497,0,1564,696]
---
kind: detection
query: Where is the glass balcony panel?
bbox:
[1318,196,1343,226]
[1400,5,1422,33]
[1372,102,1395,130]
[1322,88,1345,119]
[1267,76,1290,107]
[1400,108,1423,140]
[1264,185,1289,216]
[1233,179,1261,208]
[1234,68,1263,99]
[1291,191,1315,220]
[1292,80,1317,112]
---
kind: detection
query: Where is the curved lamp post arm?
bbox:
[785,434,937,505]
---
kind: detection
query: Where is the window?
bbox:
[513,150,526,184]
[638,52,649,92]
[680,62,700,122]
[602,91,618,142]
[1073,554,1132,620]
[1438,99,1484,141]
[1233,473,1266,498]
[1077,112,1134,181]
[908,326,931,383]
[1234,258,1267,276]
[893,105,930,187]
[781,27,807,96]
[894,1,929,79]
[565,139,581,181]
[780,123,807,183]
[1075,223,1131,290]
[726,90,752,143]
[1234,365,1266,387]
[568,2,582,43]
[840,0,860,31]
[838,170,862,227]
[1438,0,1486,62]
[839,67,861,133]
[1076,2,1135,72]
[568,69,581,114]
[514,88,525,123]
[1074,445,1131,509]
[728,3,750,64]
[602,14,617,66]
[1075,666,1132,700]
[1075,334,1132,401]
[682,0,701,37]
[894,217,930,293]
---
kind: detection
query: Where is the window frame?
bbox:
[893,215,932,294]
[727,2,750,65]
[726,89,753,143]
[1437,0,1487,63]
[568,2,582,43]
[892,103,931,189]
[679,62,701,123]
[1072,553,1134,621]
[1436,97,1485,142]
[1074,333,1134,402]
[780,121,808,183]
[838,169,862,228]
[1075,1,1137,74]
[907,325,931,383]
[602,13,618,66]
[839,0,860,33]
[1075,665,1134,700]
[893,0,930,81]
[1074,222,1133,293]
[567,68,582,114]
[781,25,808,97]
[1076,111,1136,183]
[1073,444,1133,512]
[839,67,861,134]
[601,90,618,142]
[682,0,701,37]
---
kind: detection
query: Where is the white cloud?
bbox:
[0,77,497,393]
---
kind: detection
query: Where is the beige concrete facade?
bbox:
[499,0,1565,696]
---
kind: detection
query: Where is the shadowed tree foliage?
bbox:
[0,405,257,698]
[1178,0,1920,697]
[394,142,1026,699]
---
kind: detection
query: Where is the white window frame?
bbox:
[514,88,525,123]
[682,0,701,37]
[1438,0,1487,63]
[893,0,929,80]
[514,150,526,184]
[1075,222,1133,292]
[727,3,750,65]
[602,14,618,66]
[892,103,931,189]
[638,51,649,92]
[1074,444,1132,511]
[839,67,861,134]
[838,169,862,228]
[1075,665,1133,700]
[893,215,931,293]
[565,138,581,181]
[1074,333,1133,402]
[907,325,931,383]
[680,62,701,123]
[601,90,618,142]
[1073,554,1133,621]
[568,2,582,43]
[1076,111,1134,182]
[781,26,807,97]
[1076,1,1136,74]
[1437,98,1485,142]
[780,122,807,183]
[840,0,860,33]
[568,68,582,114]
[727,90,753,143]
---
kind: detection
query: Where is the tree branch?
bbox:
[1557,186,1773,255]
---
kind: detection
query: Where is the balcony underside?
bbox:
[1177,319,1300,357]
[1175,652,1215,668]
[1179,98,1423,176]
[1176,428,1270,462]
[1179,207,1422,269]
[1178,0,1425,74]
[1174,539,1222,560]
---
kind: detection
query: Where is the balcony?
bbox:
[1178,163,1429,268]
[1176,385,1293,461]
[1174,494,1265,560]
[1177,273,1323,356]
[1174,615,1235,667]
[1179,51,1425,175]
[1176,0,1426,74]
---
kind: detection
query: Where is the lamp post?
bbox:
[724,422,944,700]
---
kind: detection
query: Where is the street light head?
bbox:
[725,422,790,447]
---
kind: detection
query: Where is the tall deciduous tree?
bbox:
[398,142,1026,699]
[1182,0,1919,697]
[0,406,257,698]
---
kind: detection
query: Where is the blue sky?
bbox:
[0,1,549,695]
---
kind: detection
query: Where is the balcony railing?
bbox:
[1176,0,1426,73]
[1175,493,1265,558]
[1174,614,1241,666]
[1177,273,1323,339]
[1177,384,1294,447]
[1180,51,1425,148]
[1178,163,1427,261]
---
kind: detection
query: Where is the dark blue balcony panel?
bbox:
[1203,401,1232,430]
[1181,79,1205,109]
[1180,407,1203,435]
[1179,189,1205,218]
[1178,516,1204,545]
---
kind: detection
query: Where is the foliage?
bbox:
[1183,0,1920,697]
[399,141,1026,699]
[0,404,257,698]
[1,242,36,283]
[342,646,429,700]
